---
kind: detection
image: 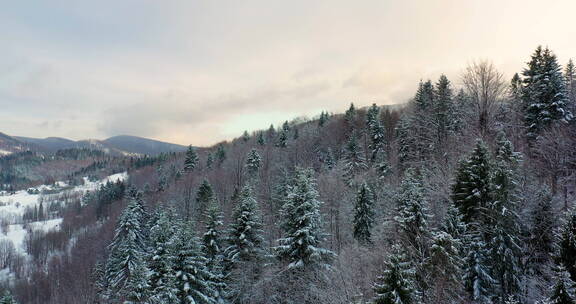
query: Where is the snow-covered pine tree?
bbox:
[202,202,227,304]
[216,144,226,167]
[566,59,576,111]
[549,264,576,304]
[276,167,335,269]
[462,233,497,303]
[426,230,464,304]
[275,129,288,148]
[172,222,218,304]
[184,145,199,172]
[344,102,356,126]
[353,182,375,245]
[157,165,168,192]
[522,46,572,140]
[433,75,456,148]
[441,205,467,244]
[394,169,431,262]
[196,180,214,218]
[323,147,336,170]
[366,103,386,163]
[225,185,265,264]
[372,245,418,304]
[104,191,149,302]
[242,130,250,142]
[451,139,493,225]
[490,132,522,300]
[124,260,151,304]
[558,208,576,282]
[245,148,262,179]
[147,210,177,303]
[510,73,523,102]
[343,131,368,183]
[206,153,214,170]
[528,189,555,267]
[257,131,266,146]
[318,111,329,127]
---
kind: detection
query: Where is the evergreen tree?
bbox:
[257,132,266,146]
[242,130,250,142]
[318,111,329,127]
[510,73,523,101]
[559,209,576,282]
[463,233,497,303]
[206,153,214,170]
[245,149,262,179]
[352,182,375,245]
[202,202,227,304]
[549,264,576,304]
[276,167,335,269]
[275,130,288,148]
[148,210,177,303]
[172,223,218,304]
[426,231,464,304]
[216,145,226,167]
[566,59,576,111]
[366,103,386,162]
[344,102,356,126]
[528,189,555,268]
[196,180,214,217]
[522,46,572,139]
[323,147,336,170]
[441,205,467,243]
[373,245,418,304]
[343,131,367,182]
[394,169,431,261]
[266,124,276,140]
[157,165,168,192]
[104,191,148,301]
[184,145,199,172]
[451,139,492,224]
[226,186,265,264]
[433,75,456,147]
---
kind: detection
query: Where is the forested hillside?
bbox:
[2,46,576,304]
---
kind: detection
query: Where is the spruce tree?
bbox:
[245,148,262,179]
[257,132,265,146]
[344,102,356,126]
[522,46,572,139]
[318,111,328,127]
[242,130,250,142]
[226,186,265,264]
[559,209,576,282]
[528,189,555,267]
[566,59,576,110]
[352,182,375,245]
[172,222,218,304]
[343,131,368,182]
[394,169,431,261]
[366,103,386,162]
[426,231,464,303]
[196,180,214,217]
[216,145,226,167]
[276,167,334,269]
[462,233,497,303]
[202,202,226,304]
[275,130,288,148]
[433,75,455,147]
[184,145,199,172]
[148,210,177,303]
[104,191,148,301]
[549,264,576,304]
[373,245,417,304]
[451,139,492,224]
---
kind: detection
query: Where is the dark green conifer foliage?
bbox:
[353,182,375,245]
[373,245,417,304]
[184,145,199,172]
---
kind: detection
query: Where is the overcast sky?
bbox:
[1,0,576,146]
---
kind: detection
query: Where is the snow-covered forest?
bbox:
[1,45,576,304]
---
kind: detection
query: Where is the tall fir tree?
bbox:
[104,191,149,302]
[172,222,218,304]
[147,210,177,303]
[276,167,335,269]
[426,230,464,304]
[184,145,200,172]
[558,208,576,282]
[549,264,576,304]
[433,75,456,148]
[216,144,226,167]
[366,103,386,162]
[352,182,375,245]
[372,245,418,304]
[256,132,266,146]
[343,131,368,182]
[245,148,262,179]
[522,46,572,139]
[202,202,227,304]
[196,180,215,217]
[225,186,265,264]
[242,130,250,142]
[462,233,497,303]
[451,139,493,224]
[566,59,576,112]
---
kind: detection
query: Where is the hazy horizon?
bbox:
[2,0,576,145]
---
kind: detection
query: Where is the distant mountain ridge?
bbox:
[9,134,187,156]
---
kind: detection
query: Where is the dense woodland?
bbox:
[1,45,576,304]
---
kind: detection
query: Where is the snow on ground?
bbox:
[0,172,128,221]
[2,219,63,254]
[0,150,12,156]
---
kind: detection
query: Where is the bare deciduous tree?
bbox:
[462,60,508,137]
